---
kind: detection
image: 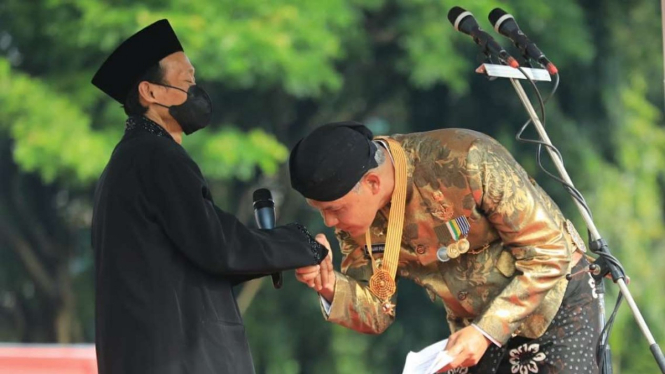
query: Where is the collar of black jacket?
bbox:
[125,115,174,142]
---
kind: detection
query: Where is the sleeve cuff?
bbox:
[320,271,353,323]
[472,323,502,347]
[287,223,328,263]
[473,314,514,345]
[320,295,332,316]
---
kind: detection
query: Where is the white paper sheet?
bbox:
[402,338,454,374]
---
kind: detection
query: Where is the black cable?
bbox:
[514,72,594,219]
[512,69,596,226]
[598,293,624,368]
[510,66,628,372]
[515,66,547,128]
[514,70,626,272]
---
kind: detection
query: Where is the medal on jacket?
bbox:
[445,216,470,259]
[365,137,407,317]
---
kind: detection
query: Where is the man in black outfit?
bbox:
[90,19,328,374]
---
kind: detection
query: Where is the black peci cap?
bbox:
[289,121,378,202]
[91,19,183,103]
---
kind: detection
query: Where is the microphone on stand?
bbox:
[252,188,282,289]
[447,6,520,68]
[488,8,558,75]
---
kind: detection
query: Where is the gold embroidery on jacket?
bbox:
[324,129,575,344]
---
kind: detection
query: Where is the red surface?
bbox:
[0,345,97,374]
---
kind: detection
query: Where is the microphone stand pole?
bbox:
[505,74,665,374]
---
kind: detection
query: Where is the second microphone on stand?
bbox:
[447,6,520,68]
[488,8,558,75]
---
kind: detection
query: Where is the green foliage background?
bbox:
[0,0,663,372]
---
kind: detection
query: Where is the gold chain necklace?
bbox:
[365,137,407,316]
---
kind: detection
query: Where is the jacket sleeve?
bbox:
[148,145,327,275]
[464,137,571,344]
[323,230,396,334]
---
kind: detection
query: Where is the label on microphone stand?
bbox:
[478,63,551,82]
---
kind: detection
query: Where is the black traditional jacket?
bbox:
[92,117,326,374]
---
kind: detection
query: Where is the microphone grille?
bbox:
[489,8,515,33]
[447,6,467,26]
[488,8,508,26]
[253,188,273,203]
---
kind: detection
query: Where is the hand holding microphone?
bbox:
[254,189,335,293]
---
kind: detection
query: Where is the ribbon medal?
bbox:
[445,216,471,259]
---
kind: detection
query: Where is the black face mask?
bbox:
[154,84,212,135]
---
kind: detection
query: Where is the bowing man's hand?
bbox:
[295,263,321,291]
[295,234,335,301]
[437,325,492,373]
[315,234,335,302]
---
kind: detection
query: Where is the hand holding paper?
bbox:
[402,339,453,374]
[438,325,492,372]
[403,325,492,373]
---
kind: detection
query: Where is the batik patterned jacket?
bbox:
[324,128,587,344]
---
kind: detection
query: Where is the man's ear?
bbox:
[364,173,381,194]
[138,81,159,104]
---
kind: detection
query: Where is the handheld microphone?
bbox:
[253,188,275,230]
[252,188,282,289]
[447,6,519,68]
[488,8,558,75]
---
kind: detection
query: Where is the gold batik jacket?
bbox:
[324,128,587,345]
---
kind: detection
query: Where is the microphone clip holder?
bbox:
[588,238,627,284]
[566,263,601,281]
